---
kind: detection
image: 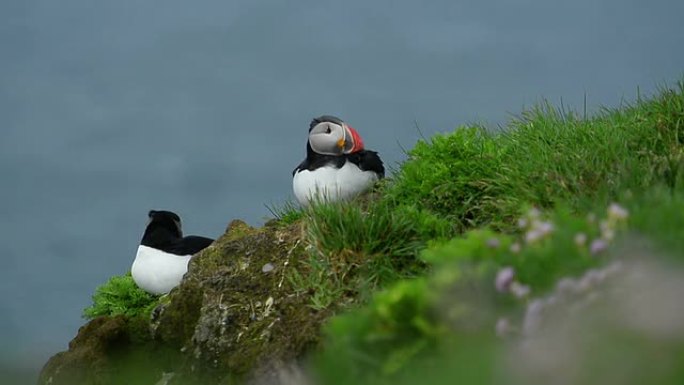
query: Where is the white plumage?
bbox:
[131,245,192,295]
[293,161,380,206]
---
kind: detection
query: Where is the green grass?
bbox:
[83,273,159,320]
[290,200,452,310]
[385,81,684,231]
[264,200,304,225]
[312,190,684,385]
[619,186,684,257]
[306,80,684,384]
[385,125,517,232]
[292,80,684,312]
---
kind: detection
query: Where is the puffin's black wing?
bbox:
[292,159,308,176]
[347,150,385,177]
[167,236,214,255]
[292,155,346,175]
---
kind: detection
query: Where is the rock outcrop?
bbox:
[40,219,330,385]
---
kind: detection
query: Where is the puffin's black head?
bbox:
[309,115,344,132]
[143,210,183,243]
[307,115,365,157]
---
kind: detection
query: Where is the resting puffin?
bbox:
[131,210,214,295]
[292,115,384,206]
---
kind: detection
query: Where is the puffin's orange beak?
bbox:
[346,125,364,153]
[336,137,346,149]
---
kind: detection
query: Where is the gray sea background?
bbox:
[1,0,683,380]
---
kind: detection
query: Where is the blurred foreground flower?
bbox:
[511,282,531,299]
[486,237,500,249]
[574,232,587,247]
[590,239,608,256]
[495,267,515,293]
[607,202,629,221]
[518,207,555,245]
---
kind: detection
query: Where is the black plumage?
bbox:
[141,210,213,256]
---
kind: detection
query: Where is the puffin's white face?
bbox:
[309,121,364,156]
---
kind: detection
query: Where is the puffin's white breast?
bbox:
[131,245,192,295]
[292,161,379,206]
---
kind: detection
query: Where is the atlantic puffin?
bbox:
[131,210,214,295]
[292,115,384,206]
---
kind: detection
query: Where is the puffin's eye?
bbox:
[326,126,332,134]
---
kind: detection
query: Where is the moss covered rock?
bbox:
[37,315,171,385]
[39,219,329,385]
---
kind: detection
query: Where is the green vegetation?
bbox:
[627,186,684,256]
[312,201,621,384]
[265,199,304,225]
[312,191,684,385]
[82,273,159,319]
[289,200,451,310]
[386,82,684,231]
[293,80,684,312]
[306,80,684,384]
[386,126,516,231]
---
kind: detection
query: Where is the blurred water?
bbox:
[1,0,683,377]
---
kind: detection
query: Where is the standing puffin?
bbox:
[131,210,214,295]
[292,115,384,206]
